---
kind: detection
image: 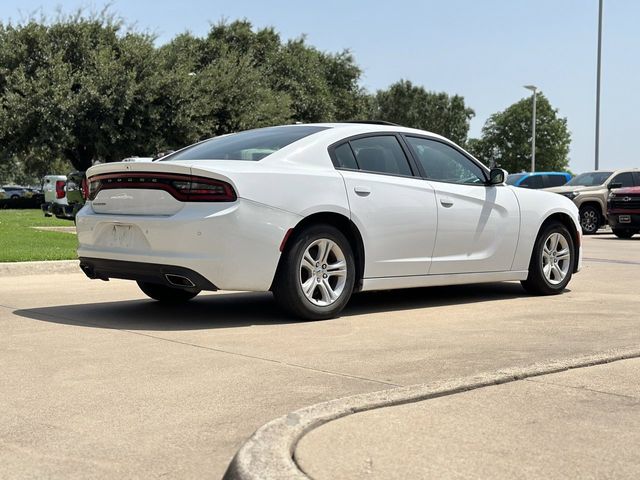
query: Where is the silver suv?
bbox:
[545,168,640,234]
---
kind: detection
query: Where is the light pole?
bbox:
[595,0,603,170]
[524,85,538,172]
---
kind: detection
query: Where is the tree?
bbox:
[0,14,476,183]
[370,80,475,145]
[191,20,368,122]
[468,93,571,172]
[156,20,370,142]
[0,12,172,175]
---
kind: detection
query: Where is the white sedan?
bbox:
[76,122,582,320]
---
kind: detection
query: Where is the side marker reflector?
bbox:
[279,228,293,252]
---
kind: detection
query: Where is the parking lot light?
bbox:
[524,85,538,173]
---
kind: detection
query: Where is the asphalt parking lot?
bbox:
[1,233,639,479]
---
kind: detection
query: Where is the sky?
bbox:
[1,0,638,173]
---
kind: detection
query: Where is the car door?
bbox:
[331,135,438,278]
[403,135,520,275]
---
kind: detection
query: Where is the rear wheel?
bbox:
[137,281,200,303]
[579,205,601,235]
[612,229,637,239]
[521,222,574,295]
[272,224,356,320]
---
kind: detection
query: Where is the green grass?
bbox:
[0,209,78,262]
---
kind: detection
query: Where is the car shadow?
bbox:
[14,282,537,331]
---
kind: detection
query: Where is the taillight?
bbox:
[55,180,66,199]
[87,173,236,203]
[81,177,89,200]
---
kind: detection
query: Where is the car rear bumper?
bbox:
[79,257,218,290]
[75,199,301,292]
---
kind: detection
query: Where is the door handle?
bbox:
[354,186,371,196]
[440,197,454,208]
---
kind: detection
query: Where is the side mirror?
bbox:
[488,168,508,185]
[608,182,622,190]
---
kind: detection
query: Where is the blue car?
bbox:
[506,172,571,189]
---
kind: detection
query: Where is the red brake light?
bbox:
[81,177,89,200]
[55,180,66,199]
[87,173,237,203]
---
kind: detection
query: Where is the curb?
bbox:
[223,346,640,480]
[0,260,80,277]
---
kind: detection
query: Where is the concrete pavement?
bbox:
[295,357,640,479]
[0,234,639,478]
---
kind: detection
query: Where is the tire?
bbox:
[521,222,575,295]
[272,224,356,320]
[612,229,637,239]
[137,281,200,303]
[579,205,601,235]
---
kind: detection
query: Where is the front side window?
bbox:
[161,125,328,162]
[610,172,634,188]
[405,136,486,184]
[348,136,413,176]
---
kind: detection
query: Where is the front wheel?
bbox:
[521,222,575,295]
[612,229,637,239]
[137,281,200,303]
[579,205,601,235]
[272,224,356,320]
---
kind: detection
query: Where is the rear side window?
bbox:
[520,175,544,189]
[162,125,328,161]
[634,172,640,186]
[333,143,358,169]
[348,136,412,176]
[544,174,569,187]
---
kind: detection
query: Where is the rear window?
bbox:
[161,125,329,162]
[544,174,569,187]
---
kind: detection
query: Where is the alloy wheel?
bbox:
[541,232,571,285]
[299,238,348,306]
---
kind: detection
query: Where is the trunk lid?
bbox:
[86,161,238,216]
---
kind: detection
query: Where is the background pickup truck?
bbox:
[545,168,640,234]
[608,186,640,239]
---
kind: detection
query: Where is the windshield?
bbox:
[160,125,329,162]
[506,173,526,185]
[566,171,613,186]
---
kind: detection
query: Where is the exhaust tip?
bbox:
[165,274,196,288]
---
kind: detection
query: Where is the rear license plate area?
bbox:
[619,215,631,223]
[110,224,134,248]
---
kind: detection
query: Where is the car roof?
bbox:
[311,122,449,139]
[578,168,638,174]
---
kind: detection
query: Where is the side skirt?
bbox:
[361,270,529,292]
